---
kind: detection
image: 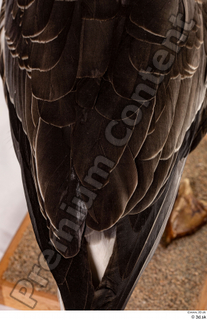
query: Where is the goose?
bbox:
[1,0,207,310]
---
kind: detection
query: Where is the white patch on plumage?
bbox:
[0,26,4,57]
[57,289,65,310]
[85,226,116,286]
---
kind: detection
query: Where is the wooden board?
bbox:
[197,276,207,310]
[0,214,60,310]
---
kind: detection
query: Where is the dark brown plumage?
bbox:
[1,0,207,309]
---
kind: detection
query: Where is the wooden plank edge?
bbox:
[196,274,207,310]
[0,279,60,310]
[0,213,30,280]
[0,214,60,310]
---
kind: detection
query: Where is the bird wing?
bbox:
[1,0,207,309]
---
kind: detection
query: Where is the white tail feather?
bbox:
[85,226,116,287]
